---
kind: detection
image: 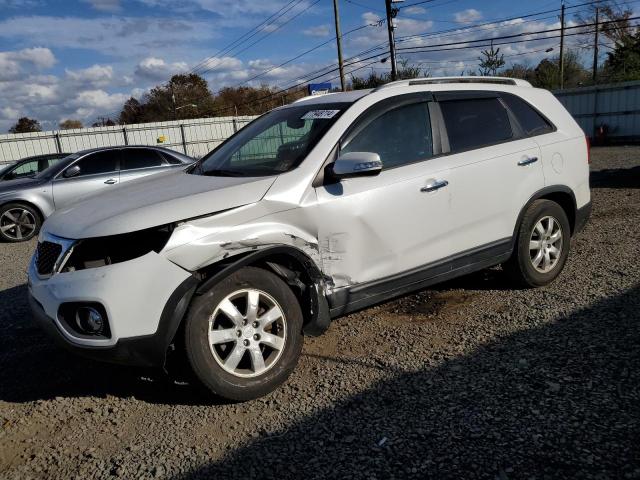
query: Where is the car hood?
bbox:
[44,170,277,239]
[0,176,45,193]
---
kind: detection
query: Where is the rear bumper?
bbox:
[575,200,592,235]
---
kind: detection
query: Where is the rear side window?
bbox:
[501,94,554,136]
[160,152,183,165]
[121,149,165,170]
[74,151,119,176]
[440,98,512,152]
[342,102,433,169]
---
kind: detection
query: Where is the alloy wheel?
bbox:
[529,215,563,273]
[208,288,287,378]
[0,208,37,241]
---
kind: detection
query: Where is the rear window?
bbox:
[440,98,513,152]
[501,94,554,136]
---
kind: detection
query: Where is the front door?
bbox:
[52,150,121,209]
[314,98,455,295]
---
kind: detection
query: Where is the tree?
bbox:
[59,119,83,130]
[501,63,537,84]
[142,73,215,122]
[91,118,116,127]
[602,30,640,82]
[9,117,41,133]
[478,43,505,76]
[118,97,145,125]
[533,51,590,89]
[576,1,637,43]
[351,60,425,90]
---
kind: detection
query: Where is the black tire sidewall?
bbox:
[185,266,304,401]
[514,200,571,287]
[0,203,41,243]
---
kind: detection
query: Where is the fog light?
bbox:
[75,307,105,335]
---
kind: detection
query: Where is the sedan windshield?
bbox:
[194,102,350,177]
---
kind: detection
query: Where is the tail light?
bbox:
[585,135,591,164]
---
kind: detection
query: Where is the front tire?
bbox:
[504,199,571,288]
[0,202,41,242]
[184,267,304,401]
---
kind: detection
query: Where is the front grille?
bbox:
[36,241,62,276]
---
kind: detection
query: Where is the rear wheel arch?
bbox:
[513,186,577,242]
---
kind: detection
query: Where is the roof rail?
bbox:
[373,76,532,91]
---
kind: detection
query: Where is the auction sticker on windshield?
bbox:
[301,110,340,120]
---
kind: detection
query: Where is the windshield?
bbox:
[193,102,350,177]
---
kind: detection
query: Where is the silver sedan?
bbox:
[0,146,193,242]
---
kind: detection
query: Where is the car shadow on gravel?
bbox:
[590,165,640,189]
[176,284,640,480]
[0,284,215,406]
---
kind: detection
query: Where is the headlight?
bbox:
[60,224,174,272]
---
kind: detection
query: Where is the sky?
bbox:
[0,0,633,132]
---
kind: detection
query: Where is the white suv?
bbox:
[28,77,591,401]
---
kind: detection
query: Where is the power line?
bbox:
[187,0,305,76]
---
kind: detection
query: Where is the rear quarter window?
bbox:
[501,94,554,136]
[440,97,513,152]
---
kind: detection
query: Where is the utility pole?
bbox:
[169,80,177,120]
[332,0,346,91]
[385,0,398,81]
[592,6,600,83]
[559,1,565,89]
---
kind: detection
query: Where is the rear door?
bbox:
[52,150,121,208]
[119,148,171,184]
[435,92,545,253]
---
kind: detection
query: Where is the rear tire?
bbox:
[0,202,41,242]
[504,199,571,288]
[184,267,303,402]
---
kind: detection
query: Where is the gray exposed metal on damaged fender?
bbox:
[195,245,332,337]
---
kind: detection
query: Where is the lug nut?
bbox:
[243,339,250,346]
[236,330,242,337]
[252,321,259,328]
[253,334,261,341]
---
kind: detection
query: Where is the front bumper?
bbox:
[28,251,197,367]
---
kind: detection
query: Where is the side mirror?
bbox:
[4,171,16,180]
[331,152,382,179]
[63,165,81,178]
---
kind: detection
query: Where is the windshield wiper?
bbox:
[201,168,247,177]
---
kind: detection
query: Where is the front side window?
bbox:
[73,151,119,176]
[501,94,554,136]
[440,98,513,152]
[195,103,349,177]
[341,102,433,169]
[121,149,165,170]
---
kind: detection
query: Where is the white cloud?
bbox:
[402,6,426,15]
[454,9,483,24]
[81,0,121,12]
[65,65,114,88]
[134,57,189,81]
[0,16,217,59]
[0,47,55,81]
[303,24,330,37]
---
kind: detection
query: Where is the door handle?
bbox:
[518,156,538,166]
[421,179,449,192]
[104,178,117,185]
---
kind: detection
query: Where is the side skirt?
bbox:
[327,238,512,318]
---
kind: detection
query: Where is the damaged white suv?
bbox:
[29,77,591,401]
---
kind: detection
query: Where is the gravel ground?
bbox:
[0,146,639,480]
